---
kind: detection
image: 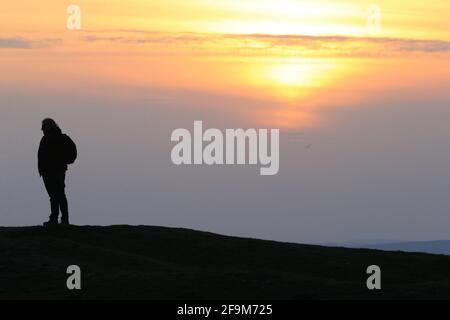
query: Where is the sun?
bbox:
[262,59,341,94]
[268,64,314,87]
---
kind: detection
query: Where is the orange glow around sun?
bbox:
[1,0,449,128]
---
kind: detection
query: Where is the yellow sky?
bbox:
[1,0,449,128]
[1,0,449,39]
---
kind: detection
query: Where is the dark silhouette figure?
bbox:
[38,118,76,226]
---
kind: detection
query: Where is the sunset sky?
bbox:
[1,1,450,243]
[1,0,450,127]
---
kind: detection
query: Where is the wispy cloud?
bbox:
[0,38,32,48]
[79,30,450,57]
[233,34,450,53]
[0,38,61,49]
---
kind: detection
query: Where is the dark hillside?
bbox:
[0,225,449,299]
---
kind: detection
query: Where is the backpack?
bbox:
[62,134,77,164]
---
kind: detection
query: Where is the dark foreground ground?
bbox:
[0,225,449,299]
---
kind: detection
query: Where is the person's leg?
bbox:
[57,172,69,224]
[43,174,59,223]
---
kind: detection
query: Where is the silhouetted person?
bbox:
[38,118,77,226]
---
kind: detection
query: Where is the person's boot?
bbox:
[60,216,70,226]
[43,216,58,227]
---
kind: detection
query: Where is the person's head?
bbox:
[41,118,59,134]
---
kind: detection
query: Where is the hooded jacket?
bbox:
[38,127,68,176]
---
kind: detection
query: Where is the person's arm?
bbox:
[38,138,46,177]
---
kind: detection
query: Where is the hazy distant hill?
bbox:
[1,225,450,299]
[355,241,450,256]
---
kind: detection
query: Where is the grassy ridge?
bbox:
[0,225,449,299]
